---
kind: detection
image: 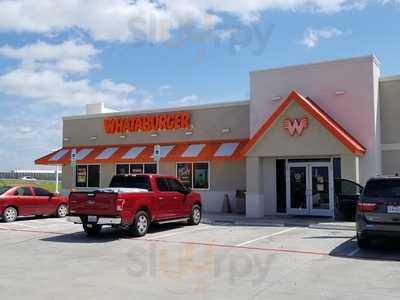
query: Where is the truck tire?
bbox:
[188,205,201,225]
[83,223,103,236]
[130,211,150,237]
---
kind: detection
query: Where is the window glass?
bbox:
[130,164,144,174]
[116,164,129,175]
[335,179,363,196]
[364,180,400,199]
[76,165,88,187]
[110,175,151,191]
[177,163,192,188]
[15,187,33,196]
[193,163,209,189]
[167,178,186,193]
[156,178,169,192]
[144,163,157,174]
[33,187,51,196]
[0,186,12,195]
[88,165,100,187]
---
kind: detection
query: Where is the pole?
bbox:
[55,165,59,193]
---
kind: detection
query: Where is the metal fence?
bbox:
[0,171,60,181]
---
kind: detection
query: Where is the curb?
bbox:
[202,219,355,231]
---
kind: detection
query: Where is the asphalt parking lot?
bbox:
[0,218,400,300]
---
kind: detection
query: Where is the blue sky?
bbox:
[0,0,399,170]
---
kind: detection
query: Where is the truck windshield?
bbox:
[109,176,151,191]
[364,179,400,199]
[0,186,12,195]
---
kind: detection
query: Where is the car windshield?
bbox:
[109,176,151,191]
[0,186,12,195]
[364,179,400,198]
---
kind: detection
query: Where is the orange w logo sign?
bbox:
[283,118,309,136]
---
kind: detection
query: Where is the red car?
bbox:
[0,186,69,222]
[68,174,202,237]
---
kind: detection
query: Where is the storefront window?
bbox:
[76,165,100,188]
[116,163,157,175]
[193,163,209,189]
[76,165,87,188]
[144,163,157,174]
[130,164,144,174]
[177,162,209,189]
[116,164,129,175]
[177,163,192,188]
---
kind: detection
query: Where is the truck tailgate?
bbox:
[69,191,119,216]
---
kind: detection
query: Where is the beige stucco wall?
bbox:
[379,77,400,176]
[380,78,400,144]
[247,101,351,158]
[250,56,381,185]
[382,150,400,176]
[63,102,249,147]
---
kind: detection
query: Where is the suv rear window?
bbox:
[109,176,151,191]
[363,179,400,198]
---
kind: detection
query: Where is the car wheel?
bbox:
[357,234,371,249]
[131,211,149,237]
[83,223,103,236]
[2,207,18,223]
[56,204,68,218]
[188,205,201,225]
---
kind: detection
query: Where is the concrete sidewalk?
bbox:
[202,213,355,231]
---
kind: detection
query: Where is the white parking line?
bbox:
[235,227,297,247]
[145,225,211,240]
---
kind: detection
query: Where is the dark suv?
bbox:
[356,176,400,248]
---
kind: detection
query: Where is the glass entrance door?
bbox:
[286,162,334,217]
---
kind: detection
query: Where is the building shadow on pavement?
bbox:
[330,238,400,262]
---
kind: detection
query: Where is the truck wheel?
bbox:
[188,205,201,225]
[131,211,149,237]
[2,207,18,223]
[83,223,103,236]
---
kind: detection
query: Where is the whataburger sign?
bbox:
[104,111,191,134]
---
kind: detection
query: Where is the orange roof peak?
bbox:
[242,91,366,156]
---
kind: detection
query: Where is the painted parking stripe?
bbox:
[235,227,297,247]
[145,225,211,240]
[141,237,329,257]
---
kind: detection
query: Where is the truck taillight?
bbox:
[357,202,377,213]
[116,199,125,212]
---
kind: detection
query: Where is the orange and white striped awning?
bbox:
[35,140,248,165]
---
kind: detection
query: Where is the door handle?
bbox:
[158,197,164,200]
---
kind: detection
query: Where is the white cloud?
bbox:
[0,40,145,109]
[0,67,139,108]
[302,27,346,48]
[0,0,369,43]
[0,40,99,75]
[168,94,200,106]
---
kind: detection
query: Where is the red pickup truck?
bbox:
[67,174,202,237]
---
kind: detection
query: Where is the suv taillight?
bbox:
[116,199,125,212]
[357,202,377,213]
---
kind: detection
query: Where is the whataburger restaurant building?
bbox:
[36,56,400,218]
